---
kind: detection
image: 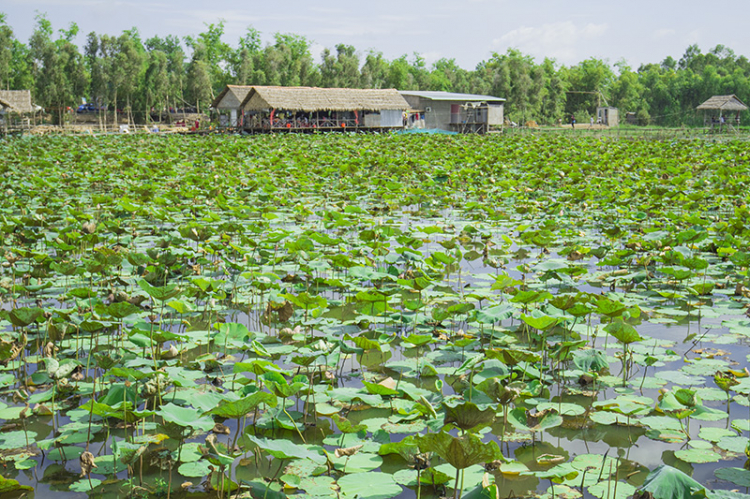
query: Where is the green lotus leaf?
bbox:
[337,471,402,499]
[674,448,721,464]
[715,467,750,488]
[178,459,212,478]
[205,391,277,419]
[637,465,705,499]
[246,436,324,462]
[156,403,215,432]
[443,401,496,431]
[417,432,504,470]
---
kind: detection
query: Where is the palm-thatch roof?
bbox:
[696,95,748,112]
[241,87,409,112]
[0,90,35,113]
[211,85,256,110]
[0,97,10,110]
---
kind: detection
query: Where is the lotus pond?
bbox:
[1,133,750,499]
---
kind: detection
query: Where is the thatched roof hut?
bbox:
[211,85,256,110]
[696,95,748,112]
[0,97,11,110]
[241,87,409,112]
[0,90,35,114]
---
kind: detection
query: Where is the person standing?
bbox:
[571,114,576,129]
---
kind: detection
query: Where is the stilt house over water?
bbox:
[398,91,506,133]
[211,85,256,127]
[238,86,409,132]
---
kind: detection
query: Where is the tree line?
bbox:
[2,12,749,126]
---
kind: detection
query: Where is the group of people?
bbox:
[565,114,601,128]
[709,113,740,131]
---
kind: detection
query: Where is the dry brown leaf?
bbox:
[80,451,97,477]
[212,423,231,435]
[334,445,363,458]
[378,377,397,390]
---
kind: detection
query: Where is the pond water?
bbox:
[1,133,750,499]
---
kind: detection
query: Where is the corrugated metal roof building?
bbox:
[399,91,506,133]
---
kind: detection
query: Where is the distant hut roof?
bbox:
[696,94,748,112]
[0,97,11,109]
[241,87,409,112]
[211,85,256,110]
[0,90,34,113]
[399,90,506,103]
[0,90,35,113]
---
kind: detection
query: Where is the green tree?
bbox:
[610,60,645,115]
[142,49,169,121]
[115,30,146,125]
[230,27,263,85]
[320,44,361,88]
[0,13,14,89]
[29,15,87,124]
[260,33,317,87]
[361,50,389,88]
[185,21,231,98]
[386,55,416,90]
[145,35,185,114]
[565,57,615,117]
[185,41,212,113]
[428,58,470,93]
[538,58,567,124]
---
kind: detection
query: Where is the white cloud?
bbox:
[654,28,676,38]
[492,21,608,63]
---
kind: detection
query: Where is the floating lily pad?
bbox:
[69,478,102,492]
[337,472,401,499]
[715,467,750,488]
[716,436,749,454]
[330,452,382,473]
[674,448,721,464]
[587,480,636,499]
[698,427,736,442]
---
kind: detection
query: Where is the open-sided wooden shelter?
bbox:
[697,94,748,130]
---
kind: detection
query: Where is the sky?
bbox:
[2,0,749,70]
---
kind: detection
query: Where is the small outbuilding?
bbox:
[697,95,748,130]
[212,85,256,127]
[0,90,36,131]
[0,90,35,114]
[239,87,409,132]
[398,91,505,133]
[596,107,618,127]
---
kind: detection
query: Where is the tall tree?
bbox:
[145,35,185,113]
[185,41,212,113]
[320,44,361,88]
[565,57,615,118]
[142,49,169,121]
[361,50,389,89]
[260,33,317,87]
[185,22,231,98]
[29,15,87,123]
[230,27,263,85]
[0,13,14,89]
[115,29,145,125]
